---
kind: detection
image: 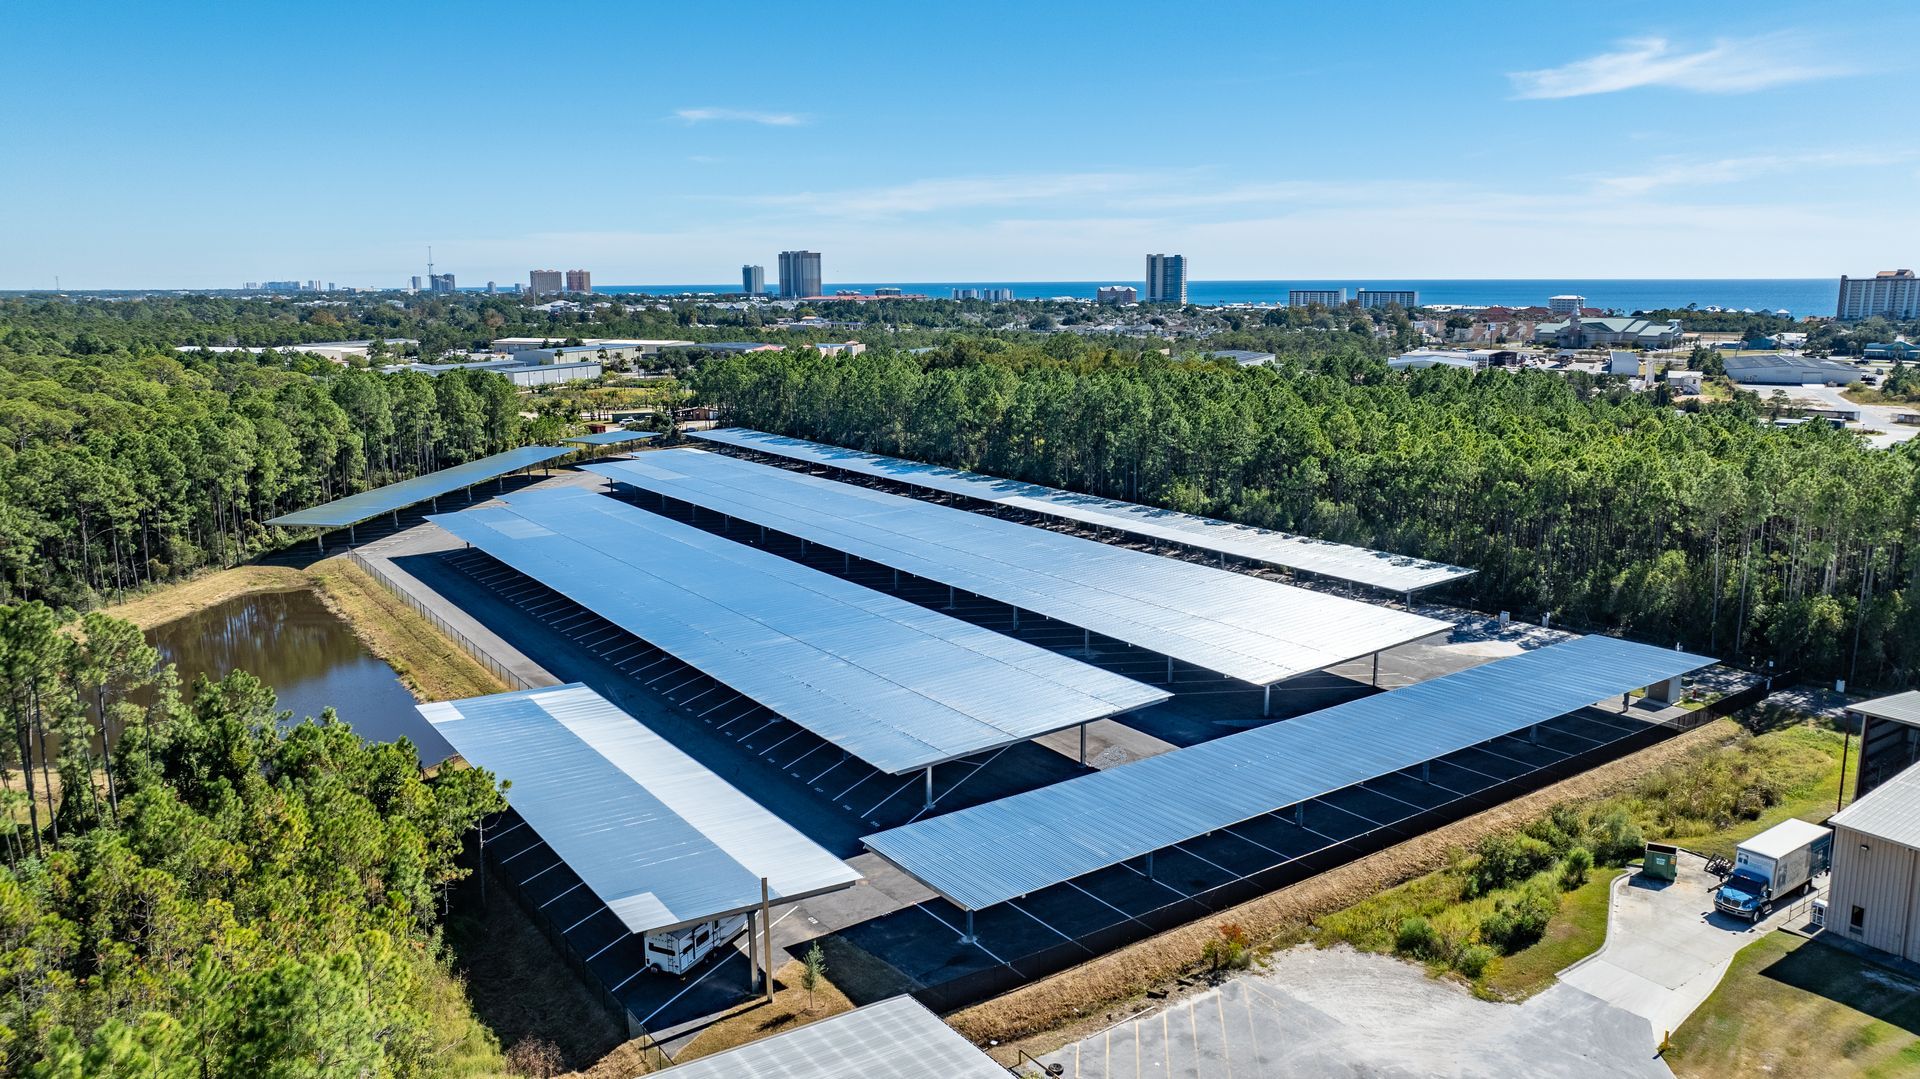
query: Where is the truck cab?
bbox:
[1714,869,1773,919]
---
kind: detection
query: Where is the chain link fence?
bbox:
[348,551,537,691]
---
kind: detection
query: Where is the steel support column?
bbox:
[924,767,934,810]
[1263,683,1272,717]
[1079,724,1087,765]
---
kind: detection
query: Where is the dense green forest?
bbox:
[0,330,529,608]
[0,604,504,1075]
[693,343,1920,686]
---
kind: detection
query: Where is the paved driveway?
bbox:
[1038,946,1667,1078]
[1555,851,1822,1041]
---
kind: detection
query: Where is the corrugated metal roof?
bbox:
[562,430,660,446]
[421,684,860,934]
[429,489,1169,775]
[265,445,572,528]
[1849,690,1920,729]
[864,634,1715,910]
[691,427,1473,594]
[1832,760,1920,849]
[654,995,1003,1078]
[587,450,1452,687]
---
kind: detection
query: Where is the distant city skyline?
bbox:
[3,1,1916,289]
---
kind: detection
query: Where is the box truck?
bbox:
[1714,818,1832,921]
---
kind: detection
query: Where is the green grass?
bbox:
[1481,868,1624,998]
[1306,720,1853,999]
[1668,932,1920,1078]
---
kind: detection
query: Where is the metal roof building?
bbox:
[1848,690,1920,800]
[428,488,1169,776]
[264,445,572,529]
[422,683,860,934]
[562,429,660,446]
[863,634,1714,912]
[1827,759,1920,962]
[588,450,1452,697]
[690,427,1473,595]
[654,996,1003,1078]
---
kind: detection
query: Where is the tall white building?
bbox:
[778,251,822,299]
[1289,289,1345,308]
[1357,289,1418,309]
[1145,253,1187,304]
[1838,270,1920,320]
[529,269,563,296]
[1549,294,1586,315]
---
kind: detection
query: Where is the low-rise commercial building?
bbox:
[1722,353,1862,386]
[1827,757,1920,961]
[1848,692,1920,800]
[1532,317,1682,349]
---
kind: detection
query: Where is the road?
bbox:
[1784,382,1918,449]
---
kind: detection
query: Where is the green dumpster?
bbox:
[1643,842,1678,882]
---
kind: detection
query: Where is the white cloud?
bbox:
[672,107,805,126]
[1509,35,1844,99]
[1593,150,1914,195]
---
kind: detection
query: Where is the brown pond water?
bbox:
[144,588,452,763]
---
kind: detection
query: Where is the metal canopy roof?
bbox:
[562,430,660,446]
[692,427,1473,594]
[265,445,571,528]
[429,489,1168,775]
[654,995,1004,1079]
[864,634,1715,910]
[588,450,1451,687]
[1848,690,1920,729]
[421,684,860,934]
[1832,760,1920,848]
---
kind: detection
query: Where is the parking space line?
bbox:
[1170,842,1238,879]
[1007,899,1082,946]
[917,905,1009,964]
[538,881,586,909]
[859,773,923,819]
[760,728,806,757]
[698,694,743,718]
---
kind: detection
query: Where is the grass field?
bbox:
[1668,932,1920,1078]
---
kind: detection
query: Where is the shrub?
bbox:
[1561,847,1594,890]
[1201,922,1253,972]
[1588,808,1644,865]
[1466,832,1555,896]
[1395,916,1444,960]
[1453,943,1494,980]
[1479,887,1557,953]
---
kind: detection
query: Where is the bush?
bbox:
[1561,847,1594,890]
[1466,832,1556,896]
[1201,922,1253,972]
[1453,943,1494,980]
[1588,808,1644,864]
[1479,887,1558,953]
[1395,916,1444,960]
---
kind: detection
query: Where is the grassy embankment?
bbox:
[1668,932,1920,1078]
[1310,721,1850,998]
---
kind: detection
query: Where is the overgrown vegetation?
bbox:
[0,601,505,1075]
[1311,721,1849,996]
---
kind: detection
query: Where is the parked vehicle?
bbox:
[644,913,749,975]
[1714,819,1832,921]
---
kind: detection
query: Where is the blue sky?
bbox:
[3,0,1916,288]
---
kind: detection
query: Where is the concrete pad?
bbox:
[1041,946,1668,1078]
[1557,852,1820,1042]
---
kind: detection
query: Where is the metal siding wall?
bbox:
[1830,824,1920,960]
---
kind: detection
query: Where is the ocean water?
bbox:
[598,279,1837,316]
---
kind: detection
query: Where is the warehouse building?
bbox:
[1848,691,1920,799]
[1722,353,1863,386]
[1826,758,1920,962]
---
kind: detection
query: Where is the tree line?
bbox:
[0,602,504,1075]
[693,342,1920,687]
[0,342,527,609]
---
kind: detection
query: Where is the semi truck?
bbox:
[1714,818,1832,921]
